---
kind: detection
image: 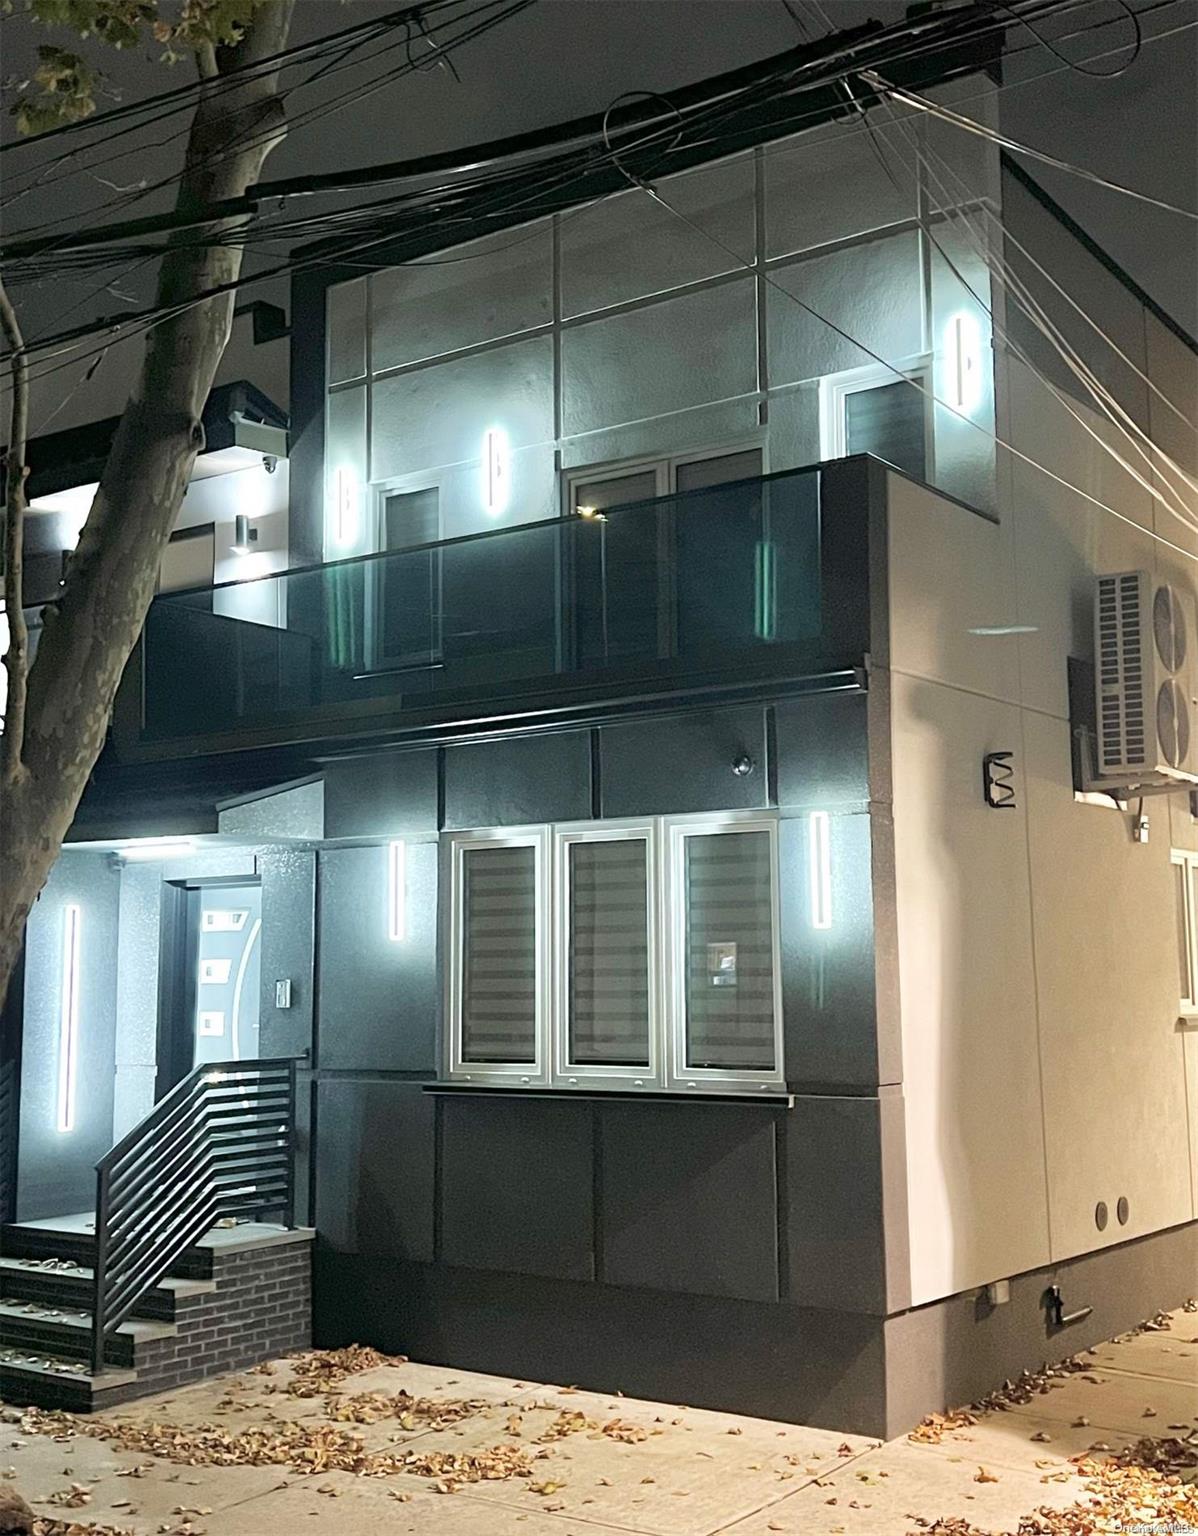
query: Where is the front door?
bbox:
[156,878,263,1097]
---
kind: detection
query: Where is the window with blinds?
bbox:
[1173,851,1198,1013]
[459,843,538,1064]
[843,379,928,481]
[447,815,782,1091]
[566,837,651,1067]
[681,830,777,1072]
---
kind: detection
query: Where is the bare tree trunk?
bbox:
[0,1,295,1003]
[0,279,30,789]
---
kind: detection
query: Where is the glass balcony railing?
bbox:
[139,465,826,744]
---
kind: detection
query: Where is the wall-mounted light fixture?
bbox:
[481,427,510,516]
[388,840,407,942]
[944,310,983,414]
[56,904,82,1133]
[808,811,833,931]
[231,513,259,555]
[332,466,360,548]
[118,837,197,862]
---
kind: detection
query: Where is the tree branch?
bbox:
[0,275,29,785]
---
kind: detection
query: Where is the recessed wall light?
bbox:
[56,904,81,1133]
[808,812,832,931]
[388,840,407,942]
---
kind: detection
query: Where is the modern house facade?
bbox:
[3,12,1197,1436]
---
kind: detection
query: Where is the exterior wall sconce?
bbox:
[388,840,407,942]
[56,904,82,1133]
[482,427,510,516]
[808,811,833,930]
[982,751,1017,809]
[231,513,259,555]
[945,310,983,414]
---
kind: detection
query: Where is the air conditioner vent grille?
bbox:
[1092,571,1198,786]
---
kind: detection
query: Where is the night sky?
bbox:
[2,0,1195,433]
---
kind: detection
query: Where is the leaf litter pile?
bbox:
[6,1342,677,1508]
[906,1302,1198,1536]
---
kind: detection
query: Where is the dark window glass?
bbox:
[683,830,776,1071]
[461,845,537,1064]
[572,470,661,665]
[844,380,927,480]
[378,487,439,665]
[568,839,650,1066]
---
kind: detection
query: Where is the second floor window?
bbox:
[822,362,930,482]
[445,813,784,1095]
[1173,849,1198,1017]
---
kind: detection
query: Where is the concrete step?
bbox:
[0,1299,177,1370]
[0,1220,97,1268]
[0,1256,216,1321]
[0,1353,139,1412]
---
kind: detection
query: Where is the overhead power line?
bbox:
[860,73,1198,219]
[0,0,1090,267]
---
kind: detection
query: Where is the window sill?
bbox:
[423,1081,795,1107]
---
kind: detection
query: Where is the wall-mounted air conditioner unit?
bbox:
[1087,571,1198,793]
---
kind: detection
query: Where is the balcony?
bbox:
[119,460,881,759]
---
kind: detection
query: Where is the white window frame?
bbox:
[818,356,934,477]
[445,813,785,1095]
[1172,848,1198,1020]
[663,812,785,1095]
[445,825,551,1087]
[552,819,660,1089]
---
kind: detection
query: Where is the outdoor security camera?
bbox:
[263,454,278,474]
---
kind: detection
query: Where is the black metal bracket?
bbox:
[983,750,1017,809]
[1045,1284,1093,1331]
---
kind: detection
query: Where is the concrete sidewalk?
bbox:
[2,1309,1195,1535]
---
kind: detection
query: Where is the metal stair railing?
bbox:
[91,1057,296,1375]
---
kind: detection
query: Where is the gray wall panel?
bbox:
[17,852,120,1220]
[775,692,871,809]
[314,1079,435,1261]
[561,280,757,437]
[779,811,881,1089]
[785,1094,889,1314]
[315,1251,890,1436]
[599,709,767,818]
[599,1101,779,1300]
[323,750,439,840]
[258,847,316,1061]
[316,843,438,1072]
[439,1095,594,1280]
[443,732,591,830]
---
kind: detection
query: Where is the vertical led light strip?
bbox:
[388,840,407,942]
[56,904,82,1133]
[808,812,832,931]
[482,427,510,516]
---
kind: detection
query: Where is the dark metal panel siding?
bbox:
[316,843,438,1072]
[785,1094,889,1314]
[287,268,329,569]
[598,1101,779,1301]
[599,708,768,818]
[779,811,881,1089]
[439,1095,595,1280]
[775,692,871,809]
[312,1251,890,1436]
[323,750,439,840]
[314,1079,435,1261]
[443,732,591,830]
[258,847,316,1061]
